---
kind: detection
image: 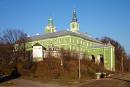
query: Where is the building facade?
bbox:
[22,10,115,71]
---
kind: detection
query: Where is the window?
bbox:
[72,24,75,28]
[60,38,62,43]
[86,43,88,46]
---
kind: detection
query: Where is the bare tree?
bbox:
[0,29,27,65]
[124,55,130,72]
[1,29,27,44]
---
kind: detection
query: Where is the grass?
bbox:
[17,57,108,84]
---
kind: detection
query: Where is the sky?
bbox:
[0,0,130,54]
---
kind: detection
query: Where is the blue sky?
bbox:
[0,0,130,54]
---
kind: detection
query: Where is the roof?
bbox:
[27,30,102,43]
[33,43,42,46]
[89,43,113,49]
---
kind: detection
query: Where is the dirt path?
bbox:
[78,78,128,87]
[0,79,69,87]
[1,78,129,87]
[1,73,130,87]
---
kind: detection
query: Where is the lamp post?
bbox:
[78,52,81,80]
[78,43,81,80]
[121,54,124,72]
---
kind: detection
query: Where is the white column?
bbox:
[111,47,113,71]
[103,47,105,60]
[70,37,71,50]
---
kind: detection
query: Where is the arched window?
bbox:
[91,55,95,62]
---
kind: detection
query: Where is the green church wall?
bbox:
[23,34,115,71]
[13,32,115,71]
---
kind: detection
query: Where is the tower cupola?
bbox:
[45,17,56,33]
[70,10,79,32]
[72,10,77,22]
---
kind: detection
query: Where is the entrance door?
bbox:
[91,55,95,63]
[100,54,104,66]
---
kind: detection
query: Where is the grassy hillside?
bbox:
[17,57,109,83]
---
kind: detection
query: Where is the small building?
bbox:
[33,43,44,61]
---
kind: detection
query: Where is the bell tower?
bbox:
[45,17,56,33]
[70,10,79,32]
